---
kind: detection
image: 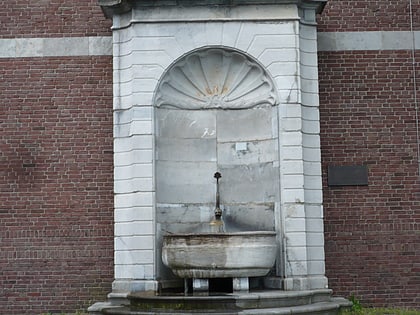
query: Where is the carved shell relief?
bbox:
[154,48,278,110]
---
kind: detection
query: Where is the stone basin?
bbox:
[162,231,277,279]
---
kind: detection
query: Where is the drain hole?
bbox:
[209,278,233,293]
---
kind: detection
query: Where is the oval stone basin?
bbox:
[162,231,277,278]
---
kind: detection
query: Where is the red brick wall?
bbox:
[0,57,114,314]
[319,50,420,308]
[318,0,419,32]
[0,0,111,38]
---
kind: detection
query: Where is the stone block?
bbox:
[338,31,381,51]
[115,207,154,223]
[259,48,298,65]
[285,218,305,232]
[217,108,274,142]
[286,246,308,261]
[131,36,183,58]
[217,139,278,165]
[306,218,324,233]
[115,221,154,236]
[268,62,299,78]
[275,75,299,92]
[221,22,242,47]
[306,232,324,247]
[115,191,154,208]
[222,203,275,231]
[114,149,153,166]
[248,34,297,57]
[114,177,153,194]
[301,91,319,106]
[302,109,320,125]
[129,64,164,82]
[129,120,153,136]
[300,78,318,94]
[300,65,318,80]
[132,78,158,93]
[278,88,299,104]
[306,246,325,260]
[156,204,212,224]
[204,22,224,47]
[308,276,328,290]
[15,38,43,57]
[218,163,279,203]
[285,232,307,247]
[299,37,317,53]
[283,203,305,218]
[302,134,320,148]
[131,51,173,70]
[280,146,303,161]
[307,262,326,276]
[114,163,153,181]
[118,79,136,96]
[233,277,249,292]
[114,135,153,153]
[281,160,304,174]
[115,250,154,265]
[300,51,318,67]
[114,107,153,125]
[43,37,89,57]
[89,36,112,56]
[0,39,16,58]
[159,222,209,235]
[156,161,216,203]
[304,175,322,190]
[115,236,154,251]
[281,131,302,146]
[285,262,308,277]
[304,189,322,204]
[156,109,216,139]
[283,174,304,189]
[114,264,155,280]
[281,188,304,203]
[303,147,321,162]
[305,205,323,219]
[112,279,158,293]
[303,161,321,176]
[156,138,217,162]
[281,117,302,132]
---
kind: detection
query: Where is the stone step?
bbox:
[102,300,351,315]
[93,290,352,315]
[128,289,333,310]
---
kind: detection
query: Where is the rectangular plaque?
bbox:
[327,165,368,186]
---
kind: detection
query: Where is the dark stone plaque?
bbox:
[327,165,368,186]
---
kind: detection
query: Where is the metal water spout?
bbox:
[209,172,224,232]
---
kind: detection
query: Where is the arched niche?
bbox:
[154,47,281,280]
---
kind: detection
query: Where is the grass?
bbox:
[340,296,420,315]
[341,309,420,315]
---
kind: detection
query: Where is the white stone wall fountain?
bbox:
[90,0,352,313]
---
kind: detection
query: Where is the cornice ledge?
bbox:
[98,0,327,18]
[299,0,327,14]
[98,0,133,19]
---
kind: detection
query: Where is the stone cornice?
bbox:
[98,0,327,19]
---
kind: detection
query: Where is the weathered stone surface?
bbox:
[157,137,217,162]
[218,163,280,203]
[156,161,217,203]
[217,107,275,142]
[217,139,278,165]
[156,108,216,139]
[162,232,277,278]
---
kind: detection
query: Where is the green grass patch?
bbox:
[341,309,420,315]
[340,296,420,315]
